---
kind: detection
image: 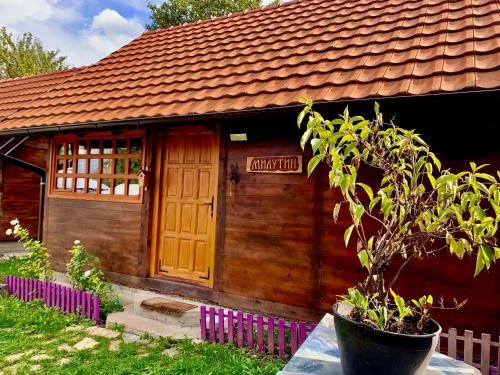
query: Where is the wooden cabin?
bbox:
[0,0,498,335]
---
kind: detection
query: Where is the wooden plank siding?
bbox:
[44,198,143,276]
[0,135,48,239]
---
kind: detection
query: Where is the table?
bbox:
[277,314,480,375]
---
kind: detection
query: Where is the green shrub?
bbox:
[66,240,123,320]
[5,219,52,281]
[0,256,24,282]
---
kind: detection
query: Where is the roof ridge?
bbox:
[143,0,308,36]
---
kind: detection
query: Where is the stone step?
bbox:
[106,311,200,340]
[129,292,201,328]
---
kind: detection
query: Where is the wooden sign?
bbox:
[246,155,302,174]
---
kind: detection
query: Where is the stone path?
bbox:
[0,324,191,374]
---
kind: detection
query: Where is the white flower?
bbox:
[5,229,12,235]
[84,270,91,278]
[13,225,20,234]
[74,240,81,245]
[10,219,19,226]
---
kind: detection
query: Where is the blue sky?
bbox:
[0,0,276,67]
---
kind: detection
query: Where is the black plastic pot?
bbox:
[332,302,441,375]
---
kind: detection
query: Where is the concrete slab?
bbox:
[106,311,200,340]
[0,241,24,256]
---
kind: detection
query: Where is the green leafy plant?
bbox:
[5,219,52,280]
[366,306,393,331]
[412,295,434,330]
[390,289,413,328]
[66,240,123,319]
[298,100,500,334]
[338,287,371,318]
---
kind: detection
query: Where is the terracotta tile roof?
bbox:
[0,0,498,130]
[0,68,84,121]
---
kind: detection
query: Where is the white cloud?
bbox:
[0,0,54,25]
[0,1,144,66]
[85,9,144,55]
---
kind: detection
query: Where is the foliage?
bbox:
[0,296,284,374]
[298,100,500,333]
[0,27,67,79]
[5,219,53,281]
[146,0,277,29]
[66,241,123,318]
[0,256,24,283]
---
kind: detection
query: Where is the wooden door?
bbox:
[152,127,218,287]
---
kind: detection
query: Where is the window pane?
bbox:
[102,159,112,174]
[89,159,99,174]
[130,138,142,154]
[66,159,73,173]
[78,141,87,155]
[90,140,100,155]
[67,143,74,156]
[129,179,139,196]
[56,177,64,189]
[101,179,111,195]
[57,159,64,173]
[130,159,140,175]
[116,139,127,154]
[76,178,85,193]
[65,178,72,190]
[88,178,98,193]
[115,159,126,174]
[114,179,125,195]
[77,159,87,173]
[57,143,65,155]
[103,139,113,154]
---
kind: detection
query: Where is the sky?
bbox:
[0,0,277,67]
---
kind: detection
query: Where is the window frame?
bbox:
[48,130,146,203]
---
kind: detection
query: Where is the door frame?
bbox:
[148,125,220,288]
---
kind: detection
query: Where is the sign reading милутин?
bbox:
[246,155,302,174]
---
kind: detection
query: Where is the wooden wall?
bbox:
[0,136,48,239]
[44,198,144,276]
[219,121,500,337]
[221,134,316,310]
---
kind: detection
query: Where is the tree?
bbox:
[146,0,275,30]
[0,27,68,79]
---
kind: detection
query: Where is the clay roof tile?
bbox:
[0,0,497,130]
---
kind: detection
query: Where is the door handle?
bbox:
[203,196,214,218]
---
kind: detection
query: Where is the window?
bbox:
[50,131,145,201]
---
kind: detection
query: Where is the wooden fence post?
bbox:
[256,315,264,353]
[267,317,275,355]
[464,330,473,365]
[278,319,285,359]
[218,308,225,344]
[298,322,306,346]
[236,311,244,348]
[290,321,297,355]
[92,295,100,325]
[227,310,234,345]
[200,305,207,340]
[246,314,254,348]
[208,307,216,342]
[447,328,457,359]
[480,333,490,375]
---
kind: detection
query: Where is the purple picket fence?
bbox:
[4,275,100,324]
[200,306,316,359]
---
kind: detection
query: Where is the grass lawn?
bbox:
[0,287,284,375]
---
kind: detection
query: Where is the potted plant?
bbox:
[298,101,500,375]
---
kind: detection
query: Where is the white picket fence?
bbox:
[437,328,499,375]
